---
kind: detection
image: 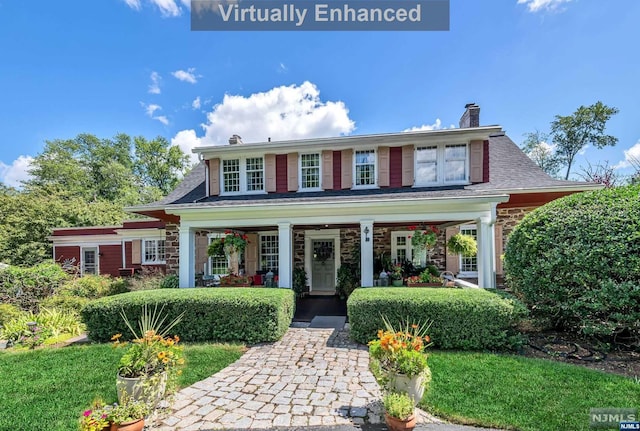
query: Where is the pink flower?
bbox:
[83,410,92,417]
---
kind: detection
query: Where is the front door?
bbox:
[311,240,336,293]
[82,247,98,275]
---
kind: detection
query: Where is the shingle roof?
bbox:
[130,133,597,212]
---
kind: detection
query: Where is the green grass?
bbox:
[0,343,244,431]
[422,351,640,431]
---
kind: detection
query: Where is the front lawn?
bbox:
[423,351,640,431]
[0,343,244,431]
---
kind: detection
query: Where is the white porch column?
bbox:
[476,216,496,289]
[278,222,292,288]
[360,220,374,287]
[178,226,195,288]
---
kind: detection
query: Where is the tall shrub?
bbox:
[0,262,70,312]
[504,185,640,344]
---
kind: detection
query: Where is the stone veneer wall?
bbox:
[164,222,179,275]
[496,206,536,251]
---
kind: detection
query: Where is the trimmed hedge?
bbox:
[348,288,526,350]
[504,185,640,343]
[81,288,295,344]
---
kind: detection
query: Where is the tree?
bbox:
[521,131,561,177]
[578,161,621,188]
[550,101,619,180]
[133,136,190,196]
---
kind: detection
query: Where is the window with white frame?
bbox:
[222,159,240,193]
[391,232,427,267]
[459,225,478,275]
[354,150,376,186]
[246,157,264,191]
[143,239,165,264]
[300,153,321,190]
[260,234,279,271]
[444,144,467,182]
[415,146,438,184]
[221,157,265,193]
[208,235,228,275]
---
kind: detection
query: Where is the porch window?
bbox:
[260,234,279,271]
[444,144,467,182]
[143,239,165,264]
[222,159,240,192]
[415,146,438,184]
[354,150,376,187]
[208,235,228,275]
[300,153,321,190]
[391,232,427,267]
[246,157,264,191]
[459,225,478,276]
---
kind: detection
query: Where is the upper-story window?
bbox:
[415,143,468,185]
[143,239,166,264]
[221,157,264,194]
[354,150,376,187]
[445,144,467,182]
[300,153,321,190]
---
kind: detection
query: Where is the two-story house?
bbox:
[119,103,597,290]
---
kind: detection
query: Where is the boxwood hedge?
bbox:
[504,185,640,343]
[81,288,295,344]
[348,288,526,350]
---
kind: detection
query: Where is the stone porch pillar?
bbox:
[360,220,374,287]
[178,226,195,288]
[278,222,292,288]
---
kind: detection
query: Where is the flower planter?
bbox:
[117,372,167,408]
[110,418,145,431]
[388,369,431,404]
[407,282,441,287]
[391,279,404,287]
[384,412,416,431]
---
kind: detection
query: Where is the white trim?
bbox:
[141,239,167,265]
[220,156,266,195]
[121,240,126,269]
[414,143,470,186]
[52,240,121,247]
[304,229,341,293]
[277,223,293,288]
[298,152,323,192]
[360,221,374,287]
[259,232,279,271]
[115,228,165,240]
[179,226,195,288]
[457,224,478,278]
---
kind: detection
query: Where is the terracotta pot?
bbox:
[385,412,416,431]
[110,418,144,431]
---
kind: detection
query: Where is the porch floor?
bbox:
[294,295,347,322]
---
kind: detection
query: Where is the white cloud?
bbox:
[171,129,201,164]
[403,119,455,132]
[172,68,199,84]
[148,71,161,94]
[122,0,189,17]
[0,155,34,188]
[615,140,640,169]
[183,81,354,147]
[192,96,201,110]
[517,0,572,13]
[142,103,169,125]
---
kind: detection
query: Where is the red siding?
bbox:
[54,246,80,268]
[389,147,403,188]
[125,241,133,268]
[332,151,342,191]
[52,227,117,236]
[121,220,165,230]
[276,154,288,193]
[483,140,490,183]
[99,245,123,277]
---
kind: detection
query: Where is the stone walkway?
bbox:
[152,325,445,430]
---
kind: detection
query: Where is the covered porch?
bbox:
[171,194,509,290]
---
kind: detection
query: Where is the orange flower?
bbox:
[111,333,122,341]
[411,324,418,329]
[158,351,167,360]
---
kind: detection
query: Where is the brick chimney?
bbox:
[228,134,243,145]
[459,103,480,128]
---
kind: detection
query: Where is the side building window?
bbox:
[143,239,166,264]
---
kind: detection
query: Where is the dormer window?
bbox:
[221,157,265,194]
[444,144,467,182]
[354,149,376,187]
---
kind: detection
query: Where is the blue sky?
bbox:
[1,0,639,186]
